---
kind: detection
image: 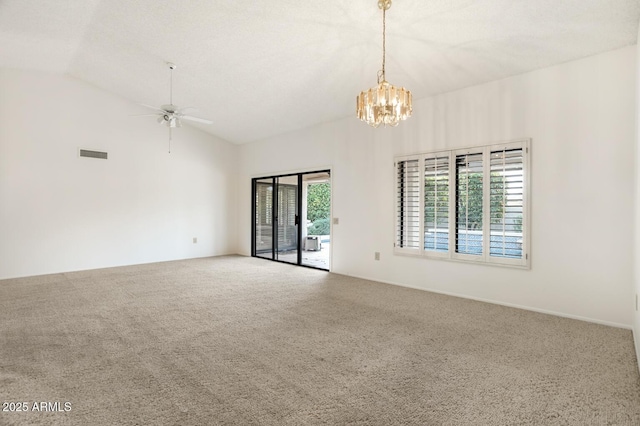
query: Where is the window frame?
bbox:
[394,139,530,269]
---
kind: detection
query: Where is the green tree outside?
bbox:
[307,183,331,223]
[424,175,449,228]
[425,173,505,231]
[458,173,484,230]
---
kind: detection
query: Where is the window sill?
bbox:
[393,249,530,270]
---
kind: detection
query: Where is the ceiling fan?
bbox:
[136,62,212,152]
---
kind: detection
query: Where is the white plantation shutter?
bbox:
[277,184,298,251]
[455,152,483,256]
[396,159,421,250]
[490,148,524,260]
[256,183,273,226]
[424,155,449,252]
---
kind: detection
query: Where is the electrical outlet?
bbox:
[193,237,198,244]
[375,252,380,261]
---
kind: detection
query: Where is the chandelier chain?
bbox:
[381,6,386,82]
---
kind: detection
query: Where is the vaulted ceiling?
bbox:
[2,0,639,144]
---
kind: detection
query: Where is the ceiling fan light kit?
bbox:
[356,0,412,128]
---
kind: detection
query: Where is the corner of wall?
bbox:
[634,21,640,373]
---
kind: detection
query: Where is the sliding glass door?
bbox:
[254,178,274,260]
[252,170,331,270]
[275,175,299,264]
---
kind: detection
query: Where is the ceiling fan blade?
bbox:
[176,107,197,115]
[130,113,160,117]
[181,115,213,124]
[140,103,166,113]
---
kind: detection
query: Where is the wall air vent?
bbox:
[79,149,108,160]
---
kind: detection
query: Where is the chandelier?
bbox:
[357,0,412,127]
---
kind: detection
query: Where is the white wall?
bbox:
[634,23,640,365]
[239,46,637,328]
[0,69,238,279]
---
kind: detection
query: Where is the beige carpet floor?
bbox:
[1,255,639,425]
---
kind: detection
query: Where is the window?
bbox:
[455,152,483,256]
[395,139,530,268]
[489,148,524,260]
[424,155,449,253]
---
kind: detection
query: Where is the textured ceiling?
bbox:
[2,0,639,144]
